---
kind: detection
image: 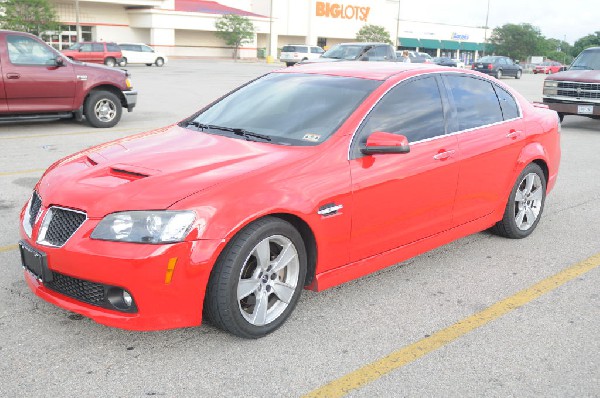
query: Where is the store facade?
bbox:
[46,0,488,62]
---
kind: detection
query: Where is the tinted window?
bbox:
[310,47,323,54]
[445,75,503,131]
[357,76,446,145]
[92,43,104,52]
[106,43,120,52]
[365,46,387,60]
[493,85,519,120]
[282,46,307,53]
[7,35,57,65]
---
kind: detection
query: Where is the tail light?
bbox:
[471,64,476,69]
[487,64,493,70]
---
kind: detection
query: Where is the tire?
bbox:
[558,112,565,122]
[84,90,122,128]
[533,70,538,74]
[204,217,307,338]
[515,69,522,79]
[492,163,546,239]
[285,62,294,67]
[155,57,165,67]
[145,63,152,66]
[104,57,116,67]
[119,58,127,67]
[496,69,503,79]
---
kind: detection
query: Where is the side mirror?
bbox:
[360,131,410,155]
[55,56,65,67]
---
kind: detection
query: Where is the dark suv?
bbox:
[472,56,522,79]
[62,42,123,67]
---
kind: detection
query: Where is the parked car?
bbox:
[280,44,324,66]
[433,57,457,67]
[543,46,600,121]
[118,43,168,67]
[472,56,523,79]
[19,62,560,338]
[452,58,466,68]
[408,51,433,63]
[533,61,564,74]
[62,41,123,67]
[303,42,396,63]
[0,30,137,127]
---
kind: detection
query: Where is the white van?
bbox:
[118,43,168,67]
[280,45,324,66]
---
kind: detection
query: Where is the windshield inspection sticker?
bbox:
[303,133,321,142]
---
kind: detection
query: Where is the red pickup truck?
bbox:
[0,30,137,128]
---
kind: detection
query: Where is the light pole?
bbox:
[75,0,82,42]
[483,0,490,55]
[395,0,401,49]
[268,0,273,61]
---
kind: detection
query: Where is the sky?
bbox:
[397,0,599,44]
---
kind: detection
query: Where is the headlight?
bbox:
[543,88,558,96]
[91,211,195,243]
[544,80,558,88]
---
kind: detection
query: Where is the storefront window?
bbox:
[43,25,93,50]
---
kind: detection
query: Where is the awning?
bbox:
[419,39,441,49]
[398,37,420,48]
[441,40,460,50]
[460,42,479,51]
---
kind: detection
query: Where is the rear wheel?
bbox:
[155,57,165,67]
[84,90,122,128]
[496,69,503,79]
[492,163,546,239]
[104,57,116,67]
[119,58,127,67]
[145,63,152,66]
[204,217,307,338]
[285,62,294,67]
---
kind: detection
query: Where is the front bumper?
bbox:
[19,218,223,330]
[123,90,138,112]
[543,97,600,116]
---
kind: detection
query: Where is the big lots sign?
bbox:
[315,2,371,22]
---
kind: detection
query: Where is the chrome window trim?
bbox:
[347,70,524,160]
[36,206,88,248]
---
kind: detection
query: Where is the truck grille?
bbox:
[557,82,600,100]
[37,207,86,247]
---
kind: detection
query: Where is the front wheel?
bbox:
[204,217,307,338]
[155,57,165,67]
[492,163,547,239]
[515,70,522,79]
[84,90,122,128]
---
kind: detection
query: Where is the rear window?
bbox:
[282,46,308,53]
[478,56,496,63]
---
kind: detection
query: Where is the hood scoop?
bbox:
[109,164,160,181]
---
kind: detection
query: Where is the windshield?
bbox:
[322,44,370,60]
[570,49,600,70]
[186,73,381,146]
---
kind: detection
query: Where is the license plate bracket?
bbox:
[577,105,593,114]
[19,241,53,282]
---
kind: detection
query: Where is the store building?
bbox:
[46,0,489,62]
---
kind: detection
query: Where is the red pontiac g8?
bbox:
[19,63,561,338]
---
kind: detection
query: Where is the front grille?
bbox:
[557,81,600,100]
[47,272,106,306]
[38,207,86,247]
[29,192,42,229]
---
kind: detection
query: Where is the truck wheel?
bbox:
[155,58,165,67]
[84,91,122,128]
[104,57,116,67]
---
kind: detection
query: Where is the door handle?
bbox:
[506,130,522,139]
[433,149,456,160]
[6,73,20,79]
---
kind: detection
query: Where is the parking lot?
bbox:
[1,61,599,397]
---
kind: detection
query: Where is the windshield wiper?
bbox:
[571,65,593,70]
[184,121,271,141]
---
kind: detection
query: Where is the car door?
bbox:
[349,75,459,262]
[4,34,76,112]
[442,74,526,226]
[141,45,155,63]
[504,57,518,76]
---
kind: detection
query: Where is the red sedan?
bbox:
[19,63,561,338]
[533,61,564,74]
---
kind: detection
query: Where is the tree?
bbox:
[572,32,600,57]
[356,24,392,44]
[489,23,545,61]
[215,14,255,60]
[0,0,59,36]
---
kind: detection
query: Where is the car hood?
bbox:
[37,125,311,218]
[546,69,600,82]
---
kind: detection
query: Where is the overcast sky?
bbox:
[398,0,598,44]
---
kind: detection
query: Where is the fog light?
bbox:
[123,291,133,307]
[106,287,136,312]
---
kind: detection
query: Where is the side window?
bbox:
[80,44,92,52]
[365,46,386,60]
[92,43,104,52]
[445,75,503,131]
[106,43,120,52]
[311,47,322,54]
[493,84,520,120]
[498,58,507,65]
[356,76,446,149]
[7,35,56,66]
[141,45,153,53]
[298,47,308,53]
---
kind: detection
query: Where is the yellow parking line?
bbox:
[303,252,600,398]
[0,126,142,141]
[0,168,45,177]
[0,244,18,253]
